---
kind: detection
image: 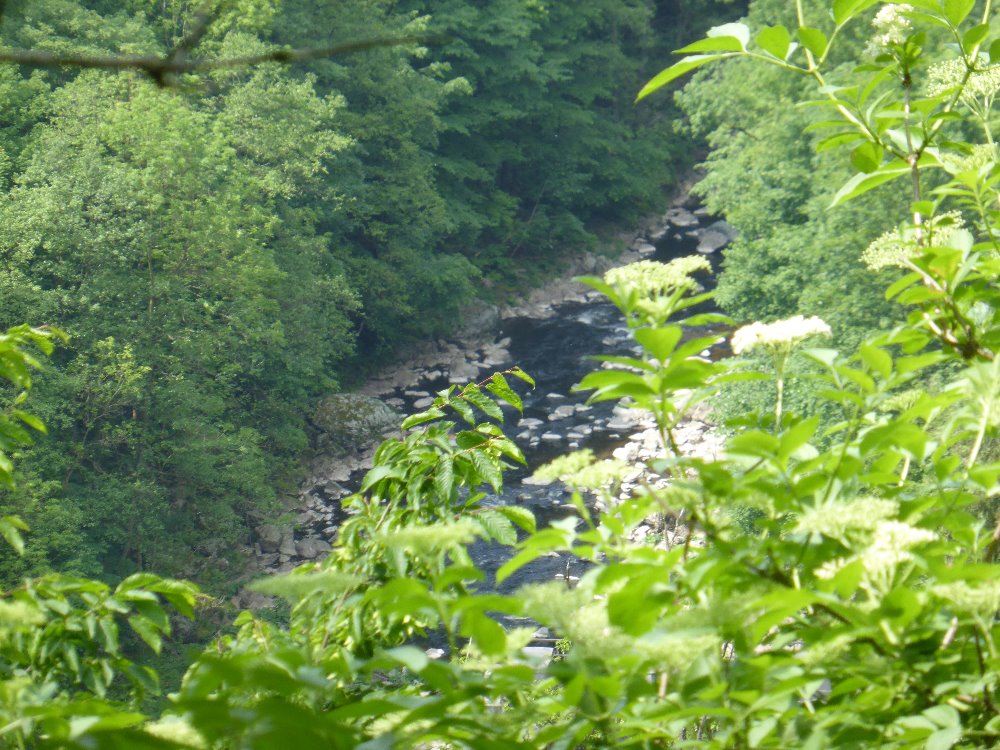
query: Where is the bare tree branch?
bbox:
[0,34,450,85]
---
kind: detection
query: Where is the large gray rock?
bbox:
[296,537,332,559]
[696,229,730,254]
[457,303,502,342]
[708,219,738,242]
[257,524,283,553]
[313,394,401,455]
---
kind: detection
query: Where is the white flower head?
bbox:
[933,580,1000,619]
[795,497,898,544]
[604,256,711,298]
[866,4,913,55]
[532,449,630,492]
[927,56,1000,104]
[731,315,831,355]
[861,211,966,271]
[860,520,936,593]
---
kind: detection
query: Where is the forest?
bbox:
[0,0,734,584]
[7,0,1000,747]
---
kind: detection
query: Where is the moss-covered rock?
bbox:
[313,394,401,456]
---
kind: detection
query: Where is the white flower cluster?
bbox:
[532,449,631,491]
[520,581,631,658]
[865,3,913,55]
[861,211,966,271]
[640,630,721,673]
[932,580,1000,619]
[940,144,998,175]
[812,517,936,596]
[795,633,854,668]
[604,256,711,298]
[795,497,898,544]
[927,57,1000,104]
[731,315,831,355]
[378,518,481,553]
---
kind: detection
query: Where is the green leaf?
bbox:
[963,23,990,50]
[477,510,517,545]
[361,464,405,492]
[450,397,476,425]
[434,454,454,500]
[386,645,428,673]
[486,373,523,412]
[748,716,778,748]
[637,54,737,101]
[859,343,893,379]
[127,615,163,654]
[990,37,1000,62]
[463,385,504,421]
[943,0,975,27]
[497,505,535,534]
[0,515,27,555]
[757,25,791,60]
[832,0,879,25]
[470,450,503,492]
[831,159,912,207]
[401,408,445,430]
[463,610,506,656]
[11,409,45,433]
[634,326,683,362]
[675,36,745,54]
[926,726,961,750]
[851,141,884,173]
[798,26,828,58]
[708,22,750,49]
[509,366,535,388]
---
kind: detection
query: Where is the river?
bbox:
[246,197,733,602]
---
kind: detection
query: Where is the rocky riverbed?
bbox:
[235,187,736,606]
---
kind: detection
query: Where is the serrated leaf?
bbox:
[497,505,535,534]
[0,515,27,555]
[509,366,535,388]
[127,615,163,654]
[470,450,503,492]
[485,373,523,412]
[464,385,504,421]
[434,455,454,500]
[450,397,476,424]
[401,408,445,430]
[477,510,517,545]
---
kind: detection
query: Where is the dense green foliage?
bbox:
[0,0,720,582]
[19,1,1000,748]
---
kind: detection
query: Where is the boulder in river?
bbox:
[457,302,502,343]
[696,229,730,254]
[313,394,401,456]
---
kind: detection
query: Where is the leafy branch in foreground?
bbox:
[0,33,451,86]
